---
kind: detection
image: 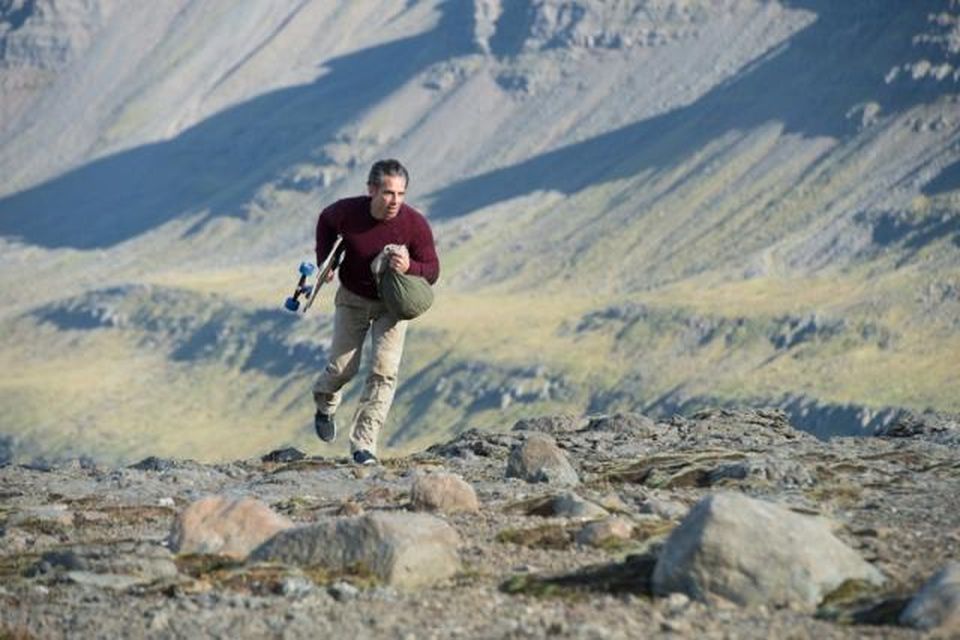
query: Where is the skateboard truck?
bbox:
[284,261,316,312]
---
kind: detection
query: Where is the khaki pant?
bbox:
[312,286,408,455]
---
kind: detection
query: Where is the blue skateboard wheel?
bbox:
[284,297,300,312]
[299,262,316,277]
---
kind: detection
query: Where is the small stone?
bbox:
[597,493,632,514]
[576,517,634,547]
[410,472,480,514]
[639,497,688,520]
[329,581,360,601]
[336,500,364,516]
[660,618,692,634]
[665,592,691,616]
[280,576,315,598]
[146,611,170,631]
[261,447,306,464]
[550,492,609,520]
[66,571,142,591]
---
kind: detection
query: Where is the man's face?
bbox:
[369,174,406,220]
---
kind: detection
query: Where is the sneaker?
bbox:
[352,449,378,466]
[314,411,336,442]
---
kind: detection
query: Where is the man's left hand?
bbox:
[389,251,410,274]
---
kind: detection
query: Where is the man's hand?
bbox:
[389,251,410,274]
[324,269,336,283]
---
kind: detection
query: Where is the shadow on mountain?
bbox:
[33,286,332,377]
[168,309,326,378]
[923,159,960,197]
[0,0,477,250]
[426,0,943,220]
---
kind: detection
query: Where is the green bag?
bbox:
[378,269,434,320]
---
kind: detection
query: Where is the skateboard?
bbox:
[284,238,344,313]
[303,238,344,312]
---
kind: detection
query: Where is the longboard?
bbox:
[301,238,344,313]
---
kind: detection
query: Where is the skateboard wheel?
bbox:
[299,262,316,277]
[284,297,300,312]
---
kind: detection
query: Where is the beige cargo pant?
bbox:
[312,286,408,456]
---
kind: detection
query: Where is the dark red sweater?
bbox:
[315,196,440,300]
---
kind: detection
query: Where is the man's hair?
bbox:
[367,159,409,189]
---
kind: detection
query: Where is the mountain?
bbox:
[0,0,958,465]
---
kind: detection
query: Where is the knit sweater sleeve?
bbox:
[315,202,340,265]
[406,214,440,285]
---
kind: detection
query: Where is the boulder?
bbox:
[249,511,461,590]
[899,562,960,632]
[652,492,884,611]
[506,433,580,486]
[410,472,480,514]
[168,495,294,559]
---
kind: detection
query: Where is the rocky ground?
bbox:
[1,408,959,639]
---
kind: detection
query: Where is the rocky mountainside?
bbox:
[0,0,958,465]
[1,410,958,637]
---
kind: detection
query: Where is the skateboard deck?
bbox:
[301,238,344,313]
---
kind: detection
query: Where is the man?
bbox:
[312,159,439,465]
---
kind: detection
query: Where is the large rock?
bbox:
[168,495,294,559]
[410,472,480,514]
[900,562,960,632]
[652,492,884,611]
[506,433,580,486]
[249,512,461,590]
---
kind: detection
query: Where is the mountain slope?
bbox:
[0,0,958,464]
